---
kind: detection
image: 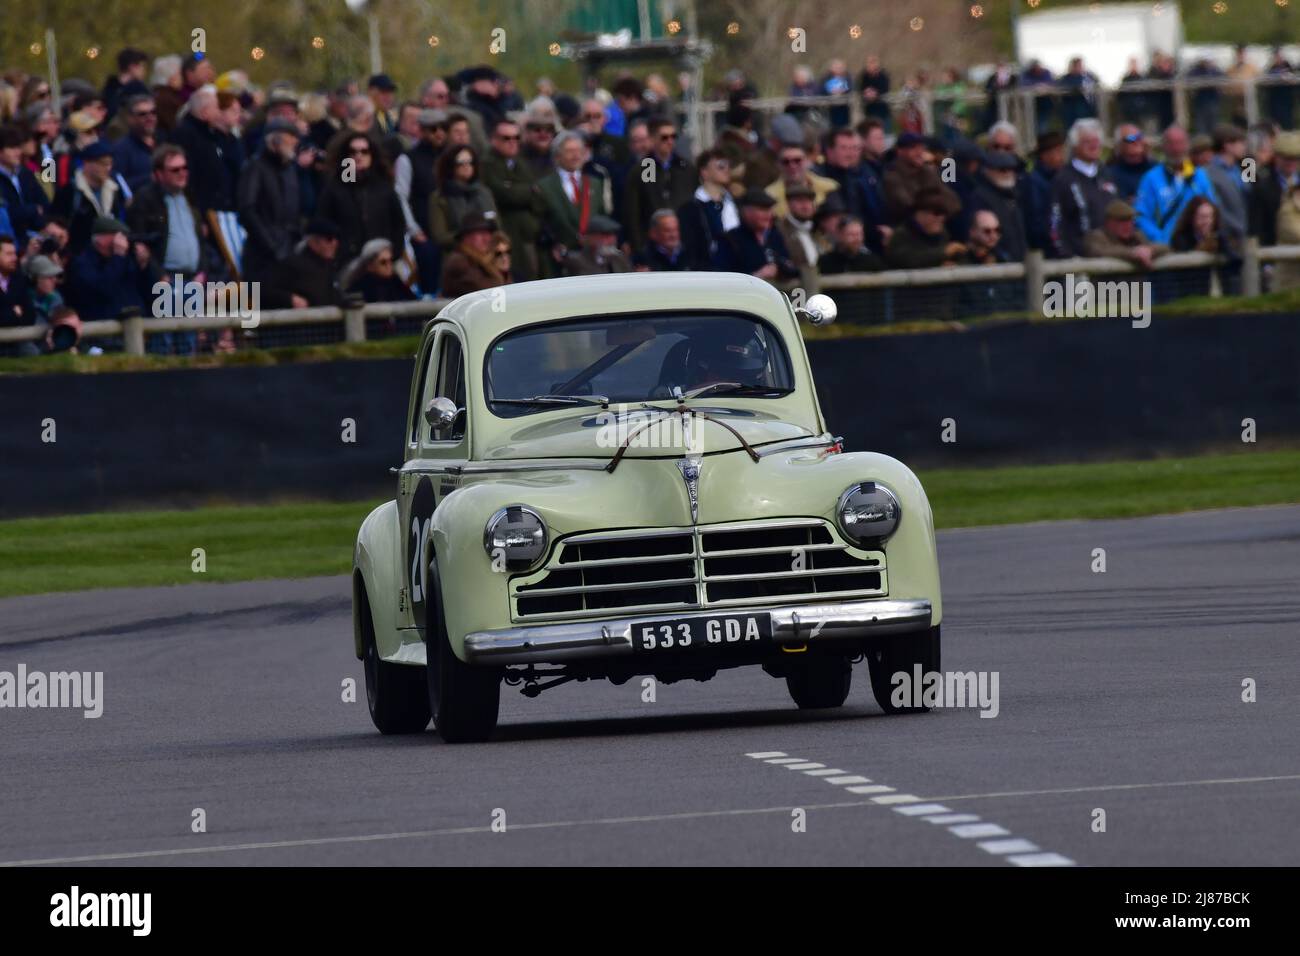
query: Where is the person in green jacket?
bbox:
[479,118,545,282]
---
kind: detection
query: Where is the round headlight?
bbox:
[837,482,902,543]
[483,506,549,570]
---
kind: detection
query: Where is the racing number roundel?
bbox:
[407,477,438,629]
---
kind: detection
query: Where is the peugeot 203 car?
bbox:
[352,272,942,742]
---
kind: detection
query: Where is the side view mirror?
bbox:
[795,294,838,326]
[424,396,462,432]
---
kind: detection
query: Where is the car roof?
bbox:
[434,272,798,352]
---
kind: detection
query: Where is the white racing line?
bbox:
[3,771,1298,866]
[746,751,1075,866]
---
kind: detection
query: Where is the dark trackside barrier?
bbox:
[809,312,1300,468]
[1,313,1297,517]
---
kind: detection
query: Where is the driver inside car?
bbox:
[682,332,769,392]
[652,326,772,398]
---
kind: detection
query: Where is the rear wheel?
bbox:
[361,585,431,734]
[785,654,853,709]
[424,562,501,743]
[867,626,941,715]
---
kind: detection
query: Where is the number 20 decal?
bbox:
[407,478,438,623]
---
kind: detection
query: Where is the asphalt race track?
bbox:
[2,506,1298,867]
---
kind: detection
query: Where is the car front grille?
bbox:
[511,518,886,621]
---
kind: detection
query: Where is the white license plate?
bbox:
[632,613,773,652]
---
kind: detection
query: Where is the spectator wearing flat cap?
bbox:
[715,189,799,282]
[811,192,849,256]
[765,140,838,220]
[623,117,696,252]
[316,129,406,264]
[64,216,160,321]
[264,218,343,310]
[480,118,545,282]
[24,255,66,331]
[237,118,304,281]
[560,215,631,276]
[51,140,132,257]
[1022,130,1065,253]
[1082,199,1169,267]
[1106,126,1155,204]
[367,74,398,137]
[460,66,506,137]
[969,149,1029,262]
[884,187,968,269]
[883,131,960,225]
[776,181,821,271]
[241,87,302,159]
[818,215,884,275]
[440,215,508,298]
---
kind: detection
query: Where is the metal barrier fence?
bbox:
[695,74,1300,150]
[4,241,1299,355]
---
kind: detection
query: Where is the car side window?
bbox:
[430,333,466,443]
[409,333,439,447]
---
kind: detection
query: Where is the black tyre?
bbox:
[785,654,853,709]
[867,626,941,715]
[360,584,431,734]
[424,562,501,743]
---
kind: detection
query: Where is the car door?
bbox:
[399,324,469,631]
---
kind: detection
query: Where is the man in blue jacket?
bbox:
[1134,125,1217,245]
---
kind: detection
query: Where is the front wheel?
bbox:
[361,586,431,734]
[785,654,852,709]
[867,626,941,715]
[424,562,501,743]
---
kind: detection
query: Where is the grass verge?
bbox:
[1,449,1297,598]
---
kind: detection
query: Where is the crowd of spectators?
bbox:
[4,46,1300,355]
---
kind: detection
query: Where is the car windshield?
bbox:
[485,313,794,417]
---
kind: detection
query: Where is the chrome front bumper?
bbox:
[462,598,933,665]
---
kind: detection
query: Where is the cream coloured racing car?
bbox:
[352,272,942,742]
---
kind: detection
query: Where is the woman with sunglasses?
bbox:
[429,144,498,251]
[317,130,406,263]
[341,237,415,304]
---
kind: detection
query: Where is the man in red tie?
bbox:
[539,130,612,273]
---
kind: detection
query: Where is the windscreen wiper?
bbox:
[682,382,794,400]
[491,394,611,409]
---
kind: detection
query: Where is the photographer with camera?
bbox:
[64,216,159,323]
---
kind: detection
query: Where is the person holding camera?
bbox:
[64,216,159,323]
